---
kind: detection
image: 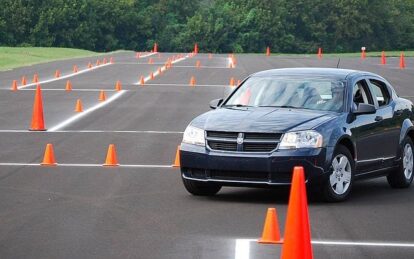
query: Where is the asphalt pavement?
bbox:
[0,51,413,259]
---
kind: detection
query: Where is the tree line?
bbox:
[1,0,413,53]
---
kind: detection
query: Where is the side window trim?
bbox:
[368,78,392,108]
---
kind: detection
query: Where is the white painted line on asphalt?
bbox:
[48,90,126,131]
[17,63,112,89]
[10,52,157,90]
[16,89,121,92]
[0,162,173,168]
[234,238,414,258]
[133,54,190,85]
[235,239,250,259]
[312,240,414,248]
[0,130,183,134]
[142,83,229,87]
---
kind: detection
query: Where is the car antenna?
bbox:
[336,58,341,68]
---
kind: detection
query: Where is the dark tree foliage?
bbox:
[0,0,413,53]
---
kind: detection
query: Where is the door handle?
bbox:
[375,116,383,121]
[395,110,403,116]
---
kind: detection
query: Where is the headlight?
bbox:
[182,125,205,146]
[279,130,323,149]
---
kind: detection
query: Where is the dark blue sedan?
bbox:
[180,68,414,201]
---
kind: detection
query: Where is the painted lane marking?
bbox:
[12,52,157,90]
[48,90,126,131]
[235,239,250,259]
[234,238,414,259]
[17,63,112,89]
[133,54,190,85]
[0,163,172,168]
[44,52,186,131]
[237,238,414,247]
[140,83,230,87]
[0,130,183,134]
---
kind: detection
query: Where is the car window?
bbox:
[353,80,373,105]
[369,79,391,107]
[224,76,345,112]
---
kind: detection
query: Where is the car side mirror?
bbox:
[209,98,223,109]
[353,103,376,115]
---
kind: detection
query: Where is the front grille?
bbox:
[208,141,237,151]
[206,131,281,152]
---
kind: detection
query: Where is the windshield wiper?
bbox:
[257,105,298,109]
[222,104,252,108]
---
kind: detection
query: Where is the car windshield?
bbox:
[224,76,345,112]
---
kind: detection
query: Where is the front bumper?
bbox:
[180,143,330,186]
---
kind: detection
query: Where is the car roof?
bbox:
[252,68,380,81]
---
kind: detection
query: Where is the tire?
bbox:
[387,137,414,188]
[182,177,222,196]
[322,145,354,202]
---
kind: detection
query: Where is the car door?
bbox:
[350,78,384,172]
[367,78,401,167]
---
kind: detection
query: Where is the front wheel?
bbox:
[322,145,354,202]
[182,177,222,196]
[387,137,414,188]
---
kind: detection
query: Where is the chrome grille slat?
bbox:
[206,131,281,152]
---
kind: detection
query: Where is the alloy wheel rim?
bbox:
[403,143,413,179]
[330,154,352,195]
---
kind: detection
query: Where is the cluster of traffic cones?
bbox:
[258,166,313,258]
[380,51,407,68]
[39,143,120,166]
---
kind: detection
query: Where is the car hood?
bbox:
[191,107,337,133]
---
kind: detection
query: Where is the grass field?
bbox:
[0,47,103,71]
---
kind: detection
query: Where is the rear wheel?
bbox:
[387,137,414,188]
[182,177,222,196]
[322,145,354,202]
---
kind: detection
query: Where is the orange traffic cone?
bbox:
[196,60,201,68]
[99,90,107,102]
[136,52,141,59]
[73,65,78,73]
[281,166,313,259]
[88,62,93,69]
[258,208,282,244]
[139,76,145,85]
[189,76,196,86]
[148,58,153,64]
[361,49,366,59]
[96,59,101,66]
[381,51,386,65]
[150,72,155,80]
[30,85,46,131]
[400,52,406,69]
[65,80,72,91]
[317,47,323,59]
[75,99,83,112]
[172,145,181,167]
[55,70,61,78]
[266,46,270,56]
[153,42,158,52]
[41,143,57,166]
[115,80,122,91]
[11,80,18,91]
[103,58,107,64]
[110,57,114,64]
[209,53,212,59]
[194,43,199,54]
[103,144,119,166]
[229,77,235,86]
[33,73,39,83]
[21,76,27,86]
